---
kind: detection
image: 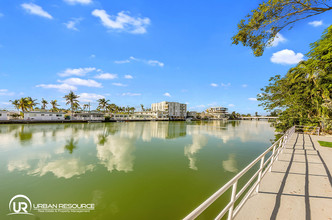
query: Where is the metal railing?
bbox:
[183,126,296,220]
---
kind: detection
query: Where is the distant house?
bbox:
[206,107,228,119]
[73,112,105,121]
[187,111,197,119]
[24,112,65,120]
[0,111,8,120]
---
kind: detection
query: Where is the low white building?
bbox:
[112,111,168,120]
[151,101,187,119]
[0,111,8,120]
[73,112,105,121]
[206,107,228,119]
[24,112,65,120]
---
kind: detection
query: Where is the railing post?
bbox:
[317,127,320,136]
[256,155,265,192]
[228,181,238,220]
[269,144,276,172]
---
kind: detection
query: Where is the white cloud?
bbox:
[270,49,304,65]
[36,83,77,92]
[92,9,150,34]
[124,75,133,79]
[0,89,15,96]
[163,92,171,97]
[115,57,164,67]
[147,60,164,67]
[242,84,248,88]
[269,33,287,47]
[114,60,130,64]
[308,20,323,27]
[228,104,235,107]
[78,93,105,102]
[64,18,82,31]
[63,0,92,5]
[95,73,118,80]
[90,54,96,58]
[58,67,96,77]
[210,83,218,87]
[248,98,257,101]
[221,83,231,87]
[59,78,102,88]
[0,13,4,17]
[112,83,127,87]
[21,3,53,19]
[122,92,141,96]
[197,105,205,108]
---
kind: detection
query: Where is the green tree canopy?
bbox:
[232,0,332,56]
[258,26,332,131]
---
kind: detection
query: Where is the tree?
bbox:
[258,26,332,131]
[97,98,110,113]
[26,97,38,111]
[83,104,90,112]
[64,91,80,119]
[232,0,332,56]
[18,98,29,112]
[41,98,48,110]
[10,99,20,111]
[50,100,59,112]
[140,104,145,111]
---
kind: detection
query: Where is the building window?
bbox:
[41,114,44,116]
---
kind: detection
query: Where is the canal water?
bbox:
[0,120,275,220]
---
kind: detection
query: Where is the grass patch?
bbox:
[318,141,332,148]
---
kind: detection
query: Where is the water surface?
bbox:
[0,120,275,219]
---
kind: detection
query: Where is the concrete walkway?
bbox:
[235,133,332,220]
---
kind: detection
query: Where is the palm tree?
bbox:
[41,98,48,110]
[140,104,145,112]
[26,97,38,111]
[64,91,80,119]
[10,99,20,111]
[50,100,59,112]
[18,98,29,112]
[83,104,90,112]
[97,98,110,113]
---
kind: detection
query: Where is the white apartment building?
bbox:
[24,112,65,120]
[151,101,187,119]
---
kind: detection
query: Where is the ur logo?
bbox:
[8,194,33,215]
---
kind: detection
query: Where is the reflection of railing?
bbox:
[295,125,320,136]
[183,126,296,220]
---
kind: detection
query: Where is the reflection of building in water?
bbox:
[184,135,208,170]
[222,154,238,173]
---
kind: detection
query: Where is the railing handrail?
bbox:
[183,126,296,220]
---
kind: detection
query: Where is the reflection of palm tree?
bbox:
[64,138,78,154]
[98,134,108,145]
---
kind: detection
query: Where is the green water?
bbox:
[0,120,275,220]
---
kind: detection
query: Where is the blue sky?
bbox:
[0,0,331,114]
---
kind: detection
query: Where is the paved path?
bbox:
[235,133,332,220]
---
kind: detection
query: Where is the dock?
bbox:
[235,132,332,219]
